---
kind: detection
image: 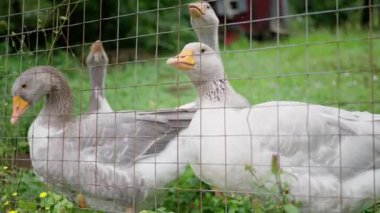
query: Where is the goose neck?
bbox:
[195,79,231,105]
[89,65,107,92]
[40,77,73,124]
[88,65,108,112]
[196,25,219,52]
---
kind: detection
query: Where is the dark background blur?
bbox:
[0,0,377,62]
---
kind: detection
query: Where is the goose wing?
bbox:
[76,109,195,167]
[251,101,380,173]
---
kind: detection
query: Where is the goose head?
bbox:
[189,2,219,29]
[188,2,220,52]
[11,66,72,124]
[86,40,108,68]
[166,42,224,84]
[167,42,250,107]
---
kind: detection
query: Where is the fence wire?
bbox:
[0,0,379,212]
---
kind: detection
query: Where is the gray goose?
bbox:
[166,42,380,212]
[85,40,112,113]
[10,66,194,212]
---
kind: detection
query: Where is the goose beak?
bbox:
[11,95,29,125]
[189,3,205,17]
[90,40,105,63]
[166,49,195,71]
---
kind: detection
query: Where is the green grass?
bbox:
[80,29,380,114]
[1,28,380,212]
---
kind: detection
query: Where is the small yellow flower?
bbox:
[2,166,8,170]
[12,192,17,197]
[39,192,48,198]
[9,210,18,213]
[4,201,10,205]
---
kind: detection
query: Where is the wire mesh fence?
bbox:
[0,0,379,212]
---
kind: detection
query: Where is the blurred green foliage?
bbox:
[289,0,365,28]
[0,0,374,56]
[0,0,196,54]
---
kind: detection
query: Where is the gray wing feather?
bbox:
[76,109,195,168]
[135,109,196,157]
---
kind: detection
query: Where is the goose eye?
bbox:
[200,48,206,53]
[21,84,27,89]
[206,5,211,9]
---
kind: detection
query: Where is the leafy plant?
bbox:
[156,166,253,213]
[245,155,301,213]
[140,207,174,213]
[147,156,301,213]
[0,166,100,213]
[361,201,380,213]
[0,0,196,56]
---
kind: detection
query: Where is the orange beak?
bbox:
[90,40,105,63]
[189,3,205,17]
[166,49,195,71]
[11,95,29,125]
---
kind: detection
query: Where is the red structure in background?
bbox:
[211,0,289,45]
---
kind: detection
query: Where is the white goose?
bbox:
[189,1,220,53]
[166,42,380,212]
[10,66,194,212]
[175,1,221,110]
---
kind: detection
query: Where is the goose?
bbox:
[166,42,380,212]
[188,1,220,53]
[85,40,112,113]
[85,39,195,115]
[84,40,197,177]
[174,1,220,110]
[10,66,194,212]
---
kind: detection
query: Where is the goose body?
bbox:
[80,40,200,209]
[184,102,380,211]
[166,42,380,212]
[11,66,194,211]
